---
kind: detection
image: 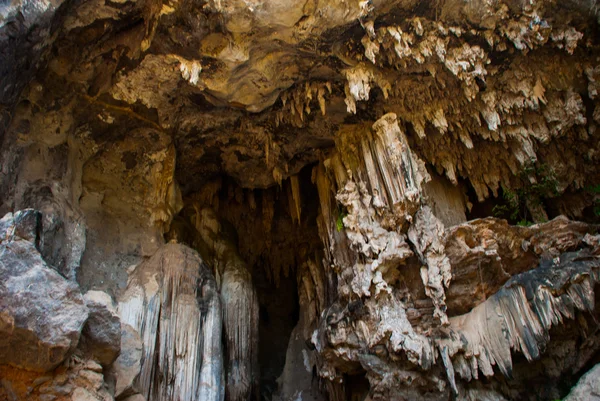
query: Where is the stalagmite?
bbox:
[195,208,260,401]
[117,243,223,401]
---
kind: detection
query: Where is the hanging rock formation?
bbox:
[118,243,223,401]
[1,0,600,400]
[195,207,260,401]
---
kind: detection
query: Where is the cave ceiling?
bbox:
[2,0,599,200]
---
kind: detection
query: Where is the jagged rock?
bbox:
[81,291,121,366]
[565,363,600,401]
[0,208,41,244]
[0,210,88,372]
[0,351,114,400]
[15,183,88,281]
[118,243,223,401]
[110,323,143,399]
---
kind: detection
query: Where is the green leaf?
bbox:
[517,219,533,227]
[336,209,347,232]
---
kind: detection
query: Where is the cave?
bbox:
[2,1,600,401]
[162,166,325,400]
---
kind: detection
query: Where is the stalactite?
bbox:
[195,208,260,401]
[290,174,302,224]
[276,81,332,127]
[437,248,600,389]
[314,113,450,314]
[117,243,223,401]
[408,206,452,325]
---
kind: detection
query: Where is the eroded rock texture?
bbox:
[1,0,600,400]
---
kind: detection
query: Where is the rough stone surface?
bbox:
[565,363,600,401]
[0,211,88,372]
[81,290,121,366]
[110,323,143,399]
[0,351,114,401]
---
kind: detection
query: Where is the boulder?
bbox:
[0,209,41,245]
[0,210,89,372]
[565,363,600,401]
[81,291,121,366]
[111,323,143,398]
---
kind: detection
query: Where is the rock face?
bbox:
[0,352,115,401]
[1,0,600,400]
[0,210,88,372]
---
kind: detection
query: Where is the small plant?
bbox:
[336,209,347,232]
[492,190,521,221]
[585,184,600,217]
[517,219,534,227]
[493,161,558,225]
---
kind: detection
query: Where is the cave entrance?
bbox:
[170,165,323,400]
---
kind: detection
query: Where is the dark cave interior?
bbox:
[169,165,323,400]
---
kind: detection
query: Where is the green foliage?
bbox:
[586,184,600,217]
[492,161,558,224]
[517,219,534,227]
[587,184,600,194]
[492,190,520,221]
[336,208,347,232]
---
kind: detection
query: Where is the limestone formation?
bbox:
[1,0,600,400]
[195,208,260,401]
[118,243,223,401]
